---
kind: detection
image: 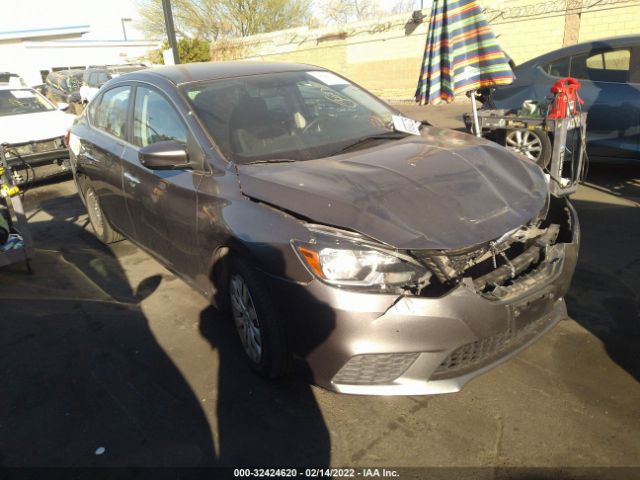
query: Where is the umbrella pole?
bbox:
[470,90,481,137]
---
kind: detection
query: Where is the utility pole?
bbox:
[121,18,132,41]
[161,0,180,64]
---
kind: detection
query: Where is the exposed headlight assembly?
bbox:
[292,225,431,292]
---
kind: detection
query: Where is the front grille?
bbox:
[332,352,419,385]
[414,245,488,283]
[431,311,555,380]
[412,224,560,295]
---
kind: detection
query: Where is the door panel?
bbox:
[84,85,133,233]
[122,84,201,279]
[570,47,640,158]
[121,146,202,277]
[81,133,128,231]
[577,80,639,157]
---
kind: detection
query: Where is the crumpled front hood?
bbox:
[237,127,548,250]
[0,110,75,145]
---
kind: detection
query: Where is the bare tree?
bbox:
[136,0,312,40]
[391,0,420,14]
[220,0,313,37]
[319,0,384,24]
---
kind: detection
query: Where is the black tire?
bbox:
[83,184,124,244]
[503,128,552,169]
[227,256,289,378]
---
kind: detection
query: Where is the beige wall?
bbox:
[579,3,640,42]
[490,15,567,65]
[222,0,640,100]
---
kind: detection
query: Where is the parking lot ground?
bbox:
[0,104,638,473]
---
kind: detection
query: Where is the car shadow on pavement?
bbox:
[2,186,334,468]
[198,245,334,468]
[199,305,332,467]
[0,190,216,467]
[565,165,640,383]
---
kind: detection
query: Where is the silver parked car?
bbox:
[483,35,640,162]
[69,62,579,395]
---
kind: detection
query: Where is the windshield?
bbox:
[0,89,55,116]
[185,71,399,163]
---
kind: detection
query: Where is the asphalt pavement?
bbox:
[1,104,638,475]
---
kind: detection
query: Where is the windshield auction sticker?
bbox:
[392,115,421,135]
[307,71,350,86]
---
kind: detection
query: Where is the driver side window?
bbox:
[132,86,187,148]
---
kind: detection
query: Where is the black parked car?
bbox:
[68,63,579,395]
[45,69,84,114]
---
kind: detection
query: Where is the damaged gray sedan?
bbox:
[68,62,579,395]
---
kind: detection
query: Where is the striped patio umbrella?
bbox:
[415,0,514,110]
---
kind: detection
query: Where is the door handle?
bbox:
[124,172,141,186]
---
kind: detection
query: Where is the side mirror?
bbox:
[57,102,69,111]
[139,140,190,170]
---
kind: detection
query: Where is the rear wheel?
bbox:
[228,256,289,378]
[84,185,123,244]
[504,129,552,169]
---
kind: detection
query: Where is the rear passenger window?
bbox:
[132,86,187,147]
[93,86,131,140]
[571,49,630,83]
[545,56,570,77]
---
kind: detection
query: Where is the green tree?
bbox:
[136,0,312,40]
[178,37,211,62]
[148,38,211,64]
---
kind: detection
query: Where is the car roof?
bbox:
[123,61,325,86]
[521,34,640,67]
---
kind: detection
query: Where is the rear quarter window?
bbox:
[571,49,631,83]
[544,56,570,77]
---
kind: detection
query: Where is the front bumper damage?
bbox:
[270,197,579,395]
[3,137,70,185]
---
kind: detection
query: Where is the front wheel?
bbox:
[504,129,552,169]
[84,185,123,244]
[228,256,289,378]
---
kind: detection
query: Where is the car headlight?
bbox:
[292,225,430,291]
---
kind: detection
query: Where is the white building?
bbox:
[0,25,160,86]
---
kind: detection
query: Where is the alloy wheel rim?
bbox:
[229,274,263,363]
[86,190,105,237]
[505,130,543,161]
